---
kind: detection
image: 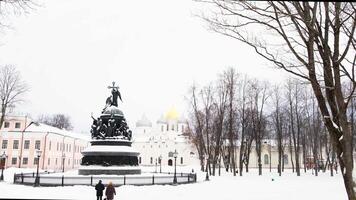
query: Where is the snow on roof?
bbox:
[25,122,89,141]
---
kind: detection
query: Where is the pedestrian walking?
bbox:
[105,181,116,200]
[95,180,105,200]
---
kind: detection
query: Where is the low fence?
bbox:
[13,172,197,187]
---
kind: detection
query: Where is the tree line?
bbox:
[195,1,356,199]
[187,67,355,178]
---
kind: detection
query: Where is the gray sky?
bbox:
[0,0,289,133]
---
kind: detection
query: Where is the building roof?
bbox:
[136,114,152,127]
[165,107,179,121]
[25,122,89,140]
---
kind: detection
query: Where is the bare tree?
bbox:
[238,75,249,176]
[271,85,285,176]
[199,2,356,198]
[0,65,28,128]
[187,83,207,171]
[224,68,238,176]
[0,0,37,28]
[249,79,269,175]
[38,113,73,130]
[211,74,228,176]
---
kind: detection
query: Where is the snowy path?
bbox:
[0,167,347,200]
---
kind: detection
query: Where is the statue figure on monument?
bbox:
[103,82,122,113]
[107,118,116,137]
[90,116,98,138]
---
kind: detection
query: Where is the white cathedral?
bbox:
[132,108,199,167]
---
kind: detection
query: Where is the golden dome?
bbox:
[165,107,179,120]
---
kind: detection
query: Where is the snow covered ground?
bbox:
[0,166,347,200]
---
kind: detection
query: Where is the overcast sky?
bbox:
[0,0,289,133]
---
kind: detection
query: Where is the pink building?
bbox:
[0,116,89,172]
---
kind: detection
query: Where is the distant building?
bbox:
[222,139,302,170]
[0,116,89,172]
[132,108,199,167]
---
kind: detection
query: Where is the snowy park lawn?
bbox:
[0,166,347,200]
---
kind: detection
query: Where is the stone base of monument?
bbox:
[79,140,141,175]
[78,165,141,175]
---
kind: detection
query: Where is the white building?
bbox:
[132,108,199,167]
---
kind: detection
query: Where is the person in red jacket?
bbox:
[105,181,116,200]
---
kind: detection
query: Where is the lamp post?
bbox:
[34,150,42,187]
[0,152,7,181]
[155,158,157,173]
[173,150,178,184]
[62,154,66,173]
[159,155,162,173]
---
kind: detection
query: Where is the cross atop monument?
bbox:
[108,81,119,90]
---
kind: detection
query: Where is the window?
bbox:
[49,141,51,151]
[4,121,9,128]
[150,157,153,164]
[15,122,21,129]
[180,157,183,164]
[13,140,19,149]
[2,140,8,149]
[139,157,141,164]
[69,144,71,152]
[68,159,70,165]
[168,152,174,157]
[55,158,58,165]
[283,154,289,165]
[35,140,41,150]
[166,125,168,131]
[48,158,50,165]
[264,154,269,165]
[57,143,59,151]
[24,140,30,149]
[181,125,184,132]
[23,157,28,165]
[34,157,39,165]
[171,124,174,131]
[161,125,164,132]
[11,157,17,165]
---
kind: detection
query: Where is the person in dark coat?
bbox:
[95,180,105,200]
[105,181,116,200]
